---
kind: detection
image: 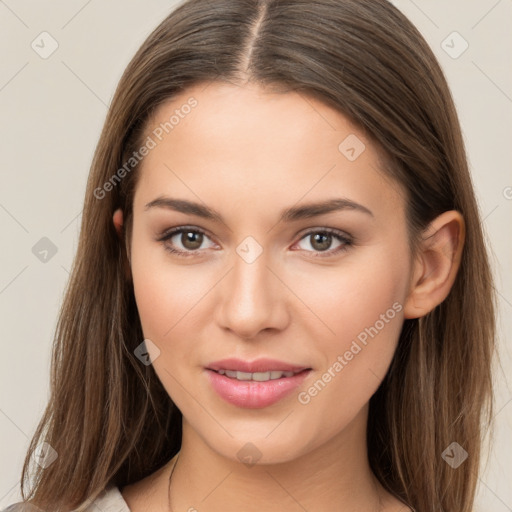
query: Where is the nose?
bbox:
[215,249,290,340]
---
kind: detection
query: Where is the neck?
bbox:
[165,405,386,512]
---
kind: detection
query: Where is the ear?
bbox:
[403,210,465,319]
[113,208,132,277]
[113,208,124,236]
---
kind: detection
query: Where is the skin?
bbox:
[114,81,464,512]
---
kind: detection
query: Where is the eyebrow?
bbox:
[144,196,374,222]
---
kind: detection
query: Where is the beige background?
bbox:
[0,0,510,509]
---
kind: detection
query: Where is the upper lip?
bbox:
[206,358,311,373]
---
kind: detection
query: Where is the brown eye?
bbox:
[294,228,352,257]
[181,231,204,250]
[310,233,333,251]
[158,226,217,256]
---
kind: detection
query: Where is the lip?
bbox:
[206,358,310,374]
[205,358,312,409]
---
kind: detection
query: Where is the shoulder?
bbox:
[81,485,130,512]
[1,504,41,512]
[0,486,130,512]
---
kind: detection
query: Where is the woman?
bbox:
[8,0,495,511]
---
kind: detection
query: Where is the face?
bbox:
[127,81,413,464]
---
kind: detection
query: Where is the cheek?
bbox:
[130,246,213,406]
[290,242,409,436]
[134,271,202,332]
[130,225,211,341]
[293,242,408,345]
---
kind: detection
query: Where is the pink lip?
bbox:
[206,357,309,373]
[205,358,312,409]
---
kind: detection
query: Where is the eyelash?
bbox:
[157,226,353,259]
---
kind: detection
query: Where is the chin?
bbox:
[189,417,318,467]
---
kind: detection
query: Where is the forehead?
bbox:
[135,81,405,221]
[145,81,364,161]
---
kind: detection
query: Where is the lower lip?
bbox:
[205,369,311,409]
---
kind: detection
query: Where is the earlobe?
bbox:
[113,208,124,236]
[403,210,465,319]
[112,208,132,277]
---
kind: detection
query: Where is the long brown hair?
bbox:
[19,1,495,511]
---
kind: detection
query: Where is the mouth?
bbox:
[206,357,311,375]
[205,358,312,408]
[210,368,308,381]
